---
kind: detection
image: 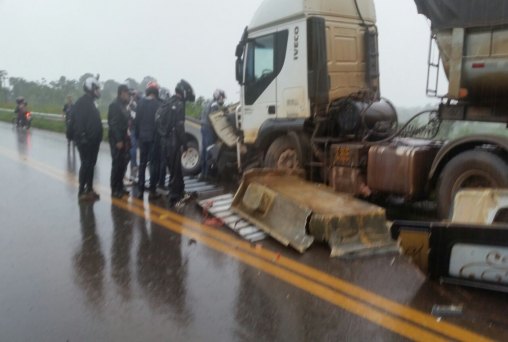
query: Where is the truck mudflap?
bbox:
[392,221,508,293]
[231,169,397,257]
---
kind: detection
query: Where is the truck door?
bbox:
[242,29,289,143]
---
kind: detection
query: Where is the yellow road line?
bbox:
[0,145,494,342]
[113,198,449,342]
[126,198,492,342]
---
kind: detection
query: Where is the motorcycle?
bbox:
[14,110,32,129]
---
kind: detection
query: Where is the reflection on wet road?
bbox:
[0,123,507,341]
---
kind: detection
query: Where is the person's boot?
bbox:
[149,191,161,200]
[78,190,93,202]
[136,189,144,200]
[111,190,124,199]
[88,189,100,201]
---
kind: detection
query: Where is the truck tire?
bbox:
[437,150,508,219]
[264,135,302,171]
[182,139,201,176]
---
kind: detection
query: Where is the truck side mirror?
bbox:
[236,58,244,85]
[236,27,248,58]
[235,43,244,59]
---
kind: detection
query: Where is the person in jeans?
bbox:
[135,82,162,200]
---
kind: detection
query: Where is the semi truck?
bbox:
[211,0,508,219]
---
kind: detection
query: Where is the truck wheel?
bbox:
[437,150,508,219]
[264,136,301,171]
[182,139,201,176]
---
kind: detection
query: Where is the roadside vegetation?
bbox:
[3,70,505,140]
[0,70,204,119]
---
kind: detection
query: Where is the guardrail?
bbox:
[1,107,64,121]
[0,107,201,127]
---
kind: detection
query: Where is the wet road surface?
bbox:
[1,122,508,341]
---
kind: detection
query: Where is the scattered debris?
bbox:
[203,217,225,227]
[431,304,464,317]
[197,193,267,243]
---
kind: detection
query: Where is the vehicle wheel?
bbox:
[181,139,201,176]
[264,135,302,171]
[437,150,508,219]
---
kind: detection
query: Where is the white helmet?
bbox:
[213,89,226,101]
[83,77,101,98]
[159,87,171,101]
[213,89,226,105]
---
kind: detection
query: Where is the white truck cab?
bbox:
[235,0,379,145]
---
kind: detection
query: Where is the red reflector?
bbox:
[472,63,485,69]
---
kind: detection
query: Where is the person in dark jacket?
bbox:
[199,89,224,180]
[135,82,162,200]
[72,77,103,201]
[63,96,74,145]
[156,79,195,207]
[108,84,131,198]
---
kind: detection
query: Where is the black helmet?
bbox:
[175,79,195,102]
[15,96,25,105]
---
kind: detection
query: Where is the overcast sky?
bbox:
[0,0,445,107]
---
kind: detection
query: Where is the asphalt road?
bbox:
[0,122,507,342]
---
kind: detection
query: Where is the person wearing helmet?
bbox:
[158,87,170,102]
[155,79,195,207]
[14,96,26,127]
[199,89,225,180]
[72,76,103,201]
[135,81,162,200]
[108,84,132,198]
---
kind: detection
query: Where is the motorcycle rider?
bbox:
[72,76,103,201]
[14,96,28,127]
[156,79,195,207]
[108,84,131,198]
[135,81,162,200]
[199,89,225,180]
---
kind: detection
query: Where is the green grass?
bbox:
[0,100,200,141]
[0,109,110,140]
[0,109,65,132]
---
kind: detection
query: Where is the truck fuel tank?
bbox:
[367,139,441,199]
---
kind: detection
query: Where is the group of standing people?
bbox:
[70,76,196,208]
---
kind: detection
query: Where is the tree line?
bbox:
[0,70,204,117]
